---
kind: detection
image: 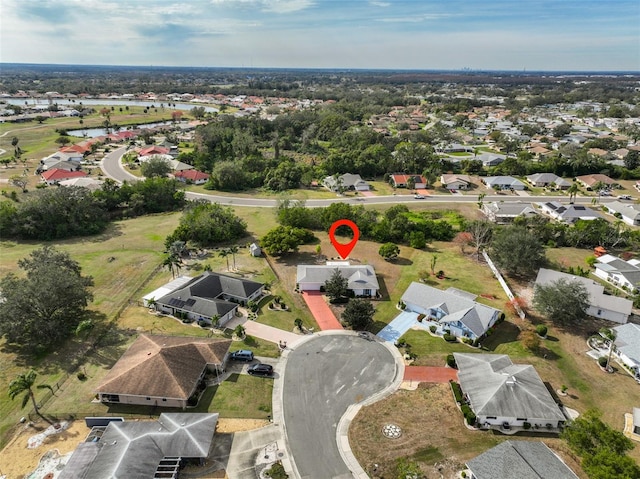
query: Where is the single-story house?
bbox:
[576,174,617,190]
[603,201,640,226]
[466,440,579,479]
[59,413,219,479]
[454,353,567,431]
[441,174,472,190]
[41,168,88,185]
[148,272,264,326]
[526,173,561,188]
[482,176,526,191]
[594,254,640,293]
[58,177,104,190]
[535,268,632,324]
[612,323,640,378]
[138,145,170,156]
[297,262,379,297]
[323,173,370,191]
[476,152,507,167]
[96,335,231,407]
[390,173,427,189]
[401,282,502,341]
[537,201,603,224]
[482,201,538,224]
[174,169,210,185]
[38,158,81,172]
[441,143,474,153]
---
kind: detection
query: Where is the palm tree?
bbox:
[567,183,580,204]
[9,370,54,423]
[218,248,230,271]
[162,254,182,279]
[229,246,240,271]
[592,181,608,203]
[600,327,617,371]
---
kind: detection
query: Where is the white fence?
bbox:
[482,250,526,319]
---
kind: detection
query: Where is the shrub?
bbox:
[443,333,457,342]
[462,337,473,345]
[535,324,548,337]
[264,462,288,479]
[461,405,476,426]
[429,325,437,333]
[598,356,608,368]
[523,422,532,430]
[446,354,457,369]
[77,372,86,381]
[450,381,463,403]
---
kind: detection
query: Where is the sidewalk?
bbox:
[301,291,343,330]
[243,320,305,347]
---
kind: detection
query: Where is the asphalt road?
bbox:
[101,146,615,208]
[282,334,397,479]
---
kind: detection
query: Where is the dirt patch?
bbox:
[0,418,269,479]
[349,383,587,479]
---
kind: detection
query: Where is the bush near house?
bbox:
[450,380,463,404]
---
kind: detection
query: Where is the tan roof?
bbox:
[96,335,231,400]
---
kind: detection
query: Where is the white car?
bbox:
[414,194,426,199]
[617,195,632,200]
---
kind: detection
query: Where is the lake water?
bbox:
[66,121,182,138]
[5,98,218,113]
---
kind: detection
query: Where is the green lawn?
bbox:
[208,373,273,418]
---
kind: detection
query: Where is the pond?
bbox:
[66,121,181,138]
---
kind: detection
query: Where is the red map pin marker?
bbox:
[329,219,360,260]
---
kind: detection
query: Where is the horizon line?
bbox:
[2,62,639,75]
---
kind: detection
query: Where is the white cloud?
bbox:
[370,1,390,6]
[210,0,313,13]
[377,13,455,23]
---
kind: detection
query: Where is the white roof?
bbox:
[143,275,193,304]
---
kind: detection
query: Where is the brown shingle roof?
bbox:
[96,335,231,400]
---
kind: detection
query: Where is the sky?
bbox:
[1,0,639,71]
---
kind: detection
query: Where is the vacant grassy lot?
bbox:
[350,383,586,479]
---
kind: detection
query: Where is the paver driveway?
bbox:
[282,334,397,479]
[302,291,343,330]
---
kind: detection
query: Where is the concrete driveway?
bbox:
[281,333,399,479]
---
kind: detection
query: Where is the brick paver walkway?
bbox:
[302,291,343,330]
[403,366,458,383]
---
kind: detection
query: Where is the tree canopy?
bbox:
[166,201,247,247]
[490,225,545,277]
[140,156,172,178]
[260,226,315,256]
[378,242,400,260]
[533,278,590,323]
[341,299,375,330]
[324,269,349,301]
[0,246,94,352]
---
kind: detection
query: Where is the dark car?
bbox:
[229,350,254,362]
[247,363,274,377]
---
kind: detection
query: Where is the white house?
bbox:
[482,176,526,191]
[594,254,640,293]
[603,201,640,226]
[612,323,640,379]
[482,201,537,224]
[400,282,502,341]
[476,153,507,167]
[454,353,567,432]
[537,201,603,224]
[440,174,472,190]
[146,272,264,326]
[535,268,632,324]
[296,262,379,297]
[323,173,370,191]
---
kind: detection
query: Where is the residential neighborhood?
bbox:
[0,64,639,479]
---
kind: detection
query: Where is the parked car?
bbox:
[414,194,426,199]
[230,350,254,362]
[617,194,632,200]
[247,363,274,377]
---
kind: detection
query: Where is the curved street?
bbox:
[281,334,398,479]
[101,147,607,208]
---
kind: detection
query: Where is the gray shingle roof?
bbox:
[454,353,565,422]
[297,264,379,291]
[156,271,263,319]
[613,323,640,366]
[401,282,500,337]
[60,413,218,479]
[466,440,579,479]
